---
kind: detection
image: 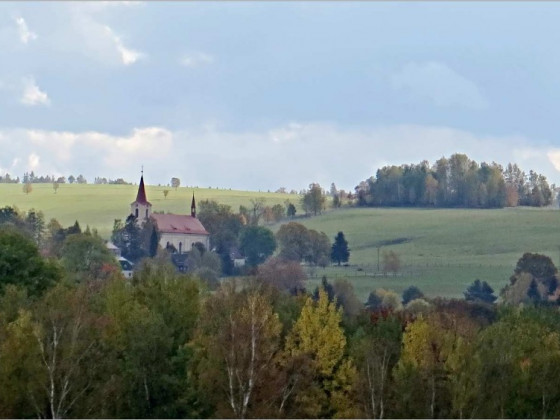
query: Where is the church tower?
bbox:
[131,175,152,221]
[191,193,196,218]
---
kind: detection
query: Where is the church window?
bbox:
[135,208,139,218]
[179,242,183,253]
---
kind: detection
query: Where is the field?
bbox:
[0,183,298,238]
[1,183,559,300]
[280,207,560,300]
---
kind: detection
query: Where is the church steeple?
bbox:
[191,193,196,218]
[135,175,149,205]
[131,171,152,221]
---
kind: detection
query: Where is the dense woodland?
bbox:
[354,153,553,208]
[2,204,560,418]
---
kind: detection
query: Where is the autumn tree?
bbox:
[22,182,32,195]
[163,189,169,199]
[52,181,59,194]
[382,250,400,275]
[279,287,359,418]
[257,257,306,294]
[302,183,326,216]
[502,253,558,305]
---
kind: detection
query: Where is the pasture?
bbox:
[283,207,560,299]
[0,183,298,238]
[1,183,559,299]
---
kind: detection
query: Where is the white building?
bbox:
[130,175,210,254]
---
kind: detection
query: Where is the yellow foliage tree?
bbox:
[282,288,359,418]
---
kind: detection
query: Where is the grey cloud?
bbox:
[0,124,558,192]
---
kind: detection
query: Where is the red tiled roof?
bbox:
[134,176,151,206]
[151,213,209,235]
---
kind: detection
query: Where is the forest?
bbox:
[354,153,553,208]
[1,205,560,418]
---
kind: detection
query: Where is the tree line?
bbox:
[354,153,554,208]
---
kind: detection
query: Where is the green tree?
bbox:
[350,312,403,419]
[276,222,311,262]
[0,227,60,297]
[171,177,180,190]
[239,225,277,267]
[464,279,496,303]
[331,231,350,266]
[60,233,120,282]
[286,202,296,218]
[99,259,201,418]
[402,285,425,305]
[52,181,59,194]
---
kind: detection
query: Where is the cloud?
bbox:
[14,16,37,44]
[547,150,560,172]
[392,61,488,109]
[104,25,145,65]
[27,153,40,171]
[20,77,50,106]
[180,52,215,68]
[0,123,559,192]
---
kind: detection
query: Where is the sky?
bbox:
[2,1,560,192]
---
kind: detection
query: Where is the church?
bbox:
[130,175,210,254]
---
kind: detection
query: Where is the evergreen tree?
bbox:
[464,279,497,304]
[402,285,425,305]
[331,231,350,266]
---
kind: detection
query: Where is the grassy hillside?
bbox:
[0,183,299,238]
[2,183,559,300]
[279,207,560,299]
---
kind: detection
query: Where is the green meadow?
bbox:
[0,183,298,238]
[1,183,559,299]
[282,207,560,300]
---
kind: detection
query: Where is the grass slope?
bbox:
[274,207,560,300]
[0,183,299,238]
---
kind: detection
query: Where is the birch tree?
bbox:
[191,283,282,418]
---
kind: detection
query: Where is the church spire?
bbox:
[135,175,149,205]
[191,193,196,218]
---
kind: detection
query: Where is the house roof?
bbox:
[151,213,209,235]
[132,175,151,206]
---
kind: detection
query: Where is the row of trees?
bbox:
[355,154,554,208]
[3,172,132,186]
